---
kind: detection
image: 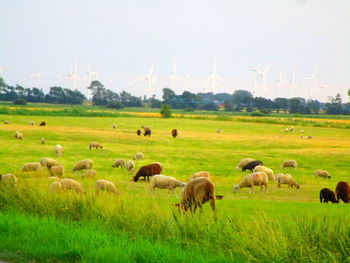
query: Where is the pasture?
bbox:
[1,113,350,262]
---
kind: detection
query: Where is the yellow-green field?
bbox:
[1,113,350,262]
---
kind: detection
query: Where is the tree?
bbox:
[13,98,27,105]
[232,90,253,104]
[107,101,124,109]
[160,104,172,118]
[273,98,289,113]
[307,99,321,114]
[289,98,305,114]
[162,88,176,103]
[224,100,234,111]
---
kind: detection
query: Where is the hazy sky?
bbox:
[0,0,349,101]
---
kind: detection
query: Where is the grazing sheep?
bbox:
[236,158,254,169]
[142,126,152,137]
[216,128,221,133]
[180,177,216,214]
[133,152,144,160]
[299,129,304,133]
[21,162,42,172]
[4,120,10,124]
[0,173,18,186]
[216,195,224,200]
[171,129,178,138]
[137,129,141,136]
[112,124,117,129]
[40,157,60,169]
[275,172,290,180]
[284,128,289,132]
[50,165,63,177]
[307,136,313,139]
[320,188,338,203]
[49,181,63,193]
[277,174,300,189]
[39,121,46,126]
[125,160,135,174]
[242,160,263,172]
[61,178,85,193]
[234,172,268,194]
[96,179,120,195]
[29,121,35,126]
[72,159,93,172]
[82,169,97,178]
[133,162,163,182]
[253,165,275,181]
[315,169,331,179]
[112,159,125,168]
[54,144,63,156]
[150,175,186,198]
[14,131,23,140]
[289,127,294,132]
[144,130,151,137]
[281,160,297,169]
[335,181,350,203]
[40,138,46,144]
[191,171,211,180]
[89,142,103,150]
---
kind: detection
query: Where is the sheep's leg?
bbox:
[265,184,268,193]
[278,183,281,188]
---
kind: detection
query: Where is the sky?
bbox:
[0,0,349,102]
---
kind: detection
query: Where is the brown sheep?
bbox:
[133,162,163,182]
[320,188,338,203]
[39,121,46,126]
[171,129,178,138]
[180,177,216,214]
[50,165,63,177]
[142,126,151,137]
[137,129,141,136]
[89,142,103,149]
[335,181,350,203]
[112,159,125,168]
[72,159,93,172]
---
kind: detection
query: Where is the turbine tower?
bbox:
[277,69,287,98]
[252,62,262,96]
[204,56,223,94]
[257,63,272,97]
[169,61,180,93]
[182,69,192,92]
[304,66,318,99]
[289,73,297,98]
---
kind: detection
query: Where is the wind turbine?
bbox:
[257,63,272,96]
[133,63,157,98]
[304,66,318,99]
[320,84,328,102]
[277,69,287,98]
[182,69,192,92]
[204,57,224,94]
[289,72,297,98]
[169,61,181,92]
[68,64,80,90]
[54,74,61,86]
[252,62,262,96]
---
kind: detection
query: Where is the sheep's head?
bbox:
[233,185,240,193]
[296,184,300,189]
[133,175,139,182]
[180,182,186,188]
[215,195,224,200]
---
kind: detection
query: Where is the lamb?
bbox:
[133,152,144,160]
[335,181,350,203]
[40,138,46,144]
[95,179,120,195]
[112,124,117,129]
[82,169,97,178]
[39,121,46,126]
[171,129,178,138]
[191,171,211,180]
[179,177,216,214]
[0,173,18,186]
[137,129,141,136]
[14,131,23,140]
[234,172,268,193]
[54,144,63,156]
[49,181,63,193]
[29,121,35,125]
[61,178,85,193]
[72,159,93,172]
[21,162,42,172]
[89,142,103,149]
[133,162,163,182]
[40,157,60,169]
[125,160,135,174]
[242,160,263,172]
[150,175,186,198]
[50,165,63,177]
[320,188,338,203]
[315,169,331,179]
[253,165,275,181]
[277,174,300,189]
[236,158,254,169]
[112,159,125,168]
[281,160,297,169]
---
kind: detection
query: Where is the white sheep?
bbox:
[4,120,10,124]
[40,138,46,144]
[49,181,63,193]
[315,169,331,179]
[29,121,35,126]
[191,171,211,180]
[72,159,93,172]
[112,159,125,168]
[61,178,85,193]
[112,124,117,129]
[277,174,300,189]
[299,129,304,133]
[253,165,275,181]
[14,131,23,140]
[95,179,120,195]
[125,160,135,174]
[54,145,63,156]
[234,172,268,194]
[21,162,42,172]
[281,160,297,169]
[82,169,97,178]
[236,158,254,169]
[0,173,18,186]
[40,157,60,169]
[133,152,144,160]
[50,165,63,177]
[150,175,186,198]
[274,172,290,181]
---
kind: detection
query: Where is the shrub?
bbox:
[251,111,265,117]
[13,98,27,105]
[106,101,124,109]
[160,104,172,118]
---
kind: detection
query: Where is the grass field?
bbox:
[1,112,350,262]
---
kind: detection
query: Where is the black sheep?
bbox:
[137,129,141,136]
[171,129,178,138]
[144,130,151,137]
[242,160,263,171]
[320,188,338,203]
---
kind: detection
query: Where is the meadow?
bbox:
[0,112,350,262]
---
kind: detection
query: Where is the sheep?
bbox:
[137,129,141,136]
[89,142,103,150]
[112,124,117,129]
[191,171,211,180]
[96,179,120,195]
[171,129,178,138]
[133,152,144,160]
[61,178,85,193]
[14,131,23,140]
[144,130,151,137]
[40,157,60,169]
[275,172,290,181]
[335,181,350,203]
[315,169,331,179]
[242,160,263,172]
[150,175,186,198]
[54,144,63,156]
[320,188,338,203]
[289,127,294,132]
[0,173,18,187]
[29,121,35,126]
[216,128,221,133]
[284,128,289,132]
[179,177,216,215]
[50,165,63,177]
[125,160,135,174]
[82,169,97,178]
[142,126,152,137]
[234,172,268,194]
[299,129,304,133]
[112,159,125,168]
[307,136,313,139]
[21,162,42,172]
[49,181,63,193]
[133,162,163,182]
[281,160,297,169]
[253,165,274,181]
[4,120,10,124]
[39,121,46,126]
[72,159,93,172]
[40,138,46,144]
[277,174,300,189]
[236,158,254,169]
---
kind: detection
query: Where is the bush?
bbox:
[251,111,265,117]
[13,98,27,105]
[106,101,124,109]
[160,104,172,118]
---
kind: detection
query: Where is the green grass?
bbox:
[1,112,350,262]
